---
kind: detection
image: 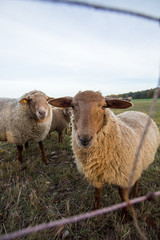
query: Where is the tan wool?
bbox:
[72,109,160,188]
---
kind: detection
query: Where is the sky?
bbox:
[0,0,160,98]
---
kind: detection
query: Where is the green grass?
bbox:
[0,99,160,240]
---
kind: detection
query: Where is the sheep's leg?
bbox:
[94,188,102,209]
[59,132,63,143]
[17,145,23,163]
[38,141,48,164]
[25,141,29,149]
[130,180,139,198]
[118,187,131,222]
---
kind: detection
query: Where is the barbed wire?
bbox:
[41,0,160,24]
[0,82,159,240]
[1,1,160,239]
[0,191,160,240]
[125,70,160,240]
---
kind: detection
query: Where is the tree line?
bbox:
[107,88,159,99]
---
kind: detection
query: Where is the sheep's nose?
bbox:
[38,110,46,119]
[78,136,92,146]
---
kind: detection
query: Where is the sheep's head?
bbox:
[63,107,72,117]
[49,90,132,148]
[19,91,54,121]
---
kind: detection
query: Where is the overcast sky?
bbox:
[0,0,160,98]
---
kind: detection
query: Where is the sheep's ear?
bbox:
[19,98,29,104]
[105,98,133,109]
[47,97,55,102]
[48,97,73,108]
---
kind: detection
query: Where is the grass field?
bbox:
[0,99,160,240]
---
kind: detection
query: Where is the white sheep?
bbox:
[49,90,160,216]
[50,107,72,143]
[0,90,54,164]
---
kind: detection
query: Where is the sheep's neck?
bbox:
[73,109,121,163]
[72,110,123,188]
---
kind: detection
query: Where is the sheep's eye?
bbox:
[71,105,75,110]
[102,105,107,109]
[28,98,32,102]
[29,98,35,105]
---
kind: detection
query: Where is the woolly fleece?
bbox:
[50,107,70,134]
[72,109,160,188]
[0,91,52,145]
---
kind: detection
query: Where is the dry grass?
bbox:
[0,99,160,240]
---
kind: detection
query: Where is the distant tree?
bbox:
[146,89,154,98]
[106,88,159,99]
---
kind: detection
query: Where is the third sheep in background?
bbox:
[50,107,72,143]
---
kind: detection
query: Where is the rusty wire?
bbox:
[43,0,160,24]
[0,1,160,240]
[124,71,160,240]
[0,82,160,239]
[0,192,160,240]
[128,85,160,192]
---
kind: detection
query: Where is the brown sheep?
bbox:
[49,90,160,217]
[50,107,72,143]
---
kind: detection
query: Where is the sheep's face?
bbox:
[63,107,72,117]
[20,93,51,121]
[48,90,132,148]
[30,94,49,120]
[71,91,107,148]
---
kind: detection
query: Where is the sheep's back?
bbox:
[0,98,17,111]
[51,108,69,132]
[117,111,160,170]
[0,98,18,141]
